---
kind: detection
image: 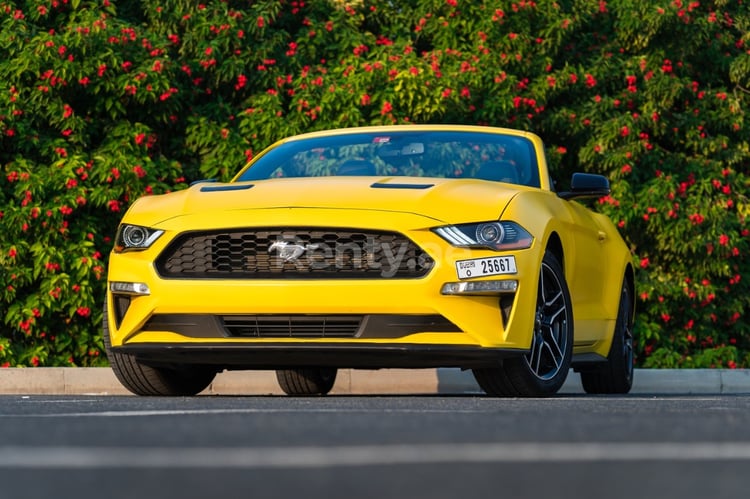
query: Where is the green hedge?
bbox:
[1,0,748,368]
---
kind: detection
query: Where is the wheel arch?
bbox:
[544,231,565,274]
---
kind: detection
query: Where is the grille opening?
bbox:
[155,228,433,279]
[223,315,362,338]
[112,295,132,329]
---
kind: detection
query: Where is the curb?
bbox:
[1,368,750,395]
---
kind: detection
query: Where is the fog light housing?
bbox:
[441,280,518,295]
[109,281,151,296]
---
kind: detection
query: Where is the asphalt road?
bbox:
[1,394,750,499]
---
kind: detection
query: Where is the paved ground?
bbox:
[2,394,750,499]
[1,367,749,395]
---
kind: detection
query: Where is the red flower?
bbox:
[235,74,247,90]
[381,101,393,115]
[160,88,177,101]
[133,165,147,178]
[688,213,704,224]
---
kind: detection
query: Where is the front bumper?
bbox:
[106,211,543,368]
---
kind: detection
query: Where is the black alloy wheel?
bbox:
[581,280,634,394]
[473,251,573,397]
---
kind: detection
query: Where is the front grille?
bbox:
[223,315,362,338]
[155,228,433,279]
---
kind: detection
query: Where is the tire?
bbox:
[276,368,337,396]
[580,280,634,394]
[103,302,216,396]
[473,251,573,397]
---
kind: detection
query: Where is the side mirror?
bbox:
[558,173,610,200]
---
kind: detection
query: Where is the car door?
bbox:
[559,199,611,344]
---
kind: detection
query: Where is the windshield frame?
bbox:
[235,130,541,188]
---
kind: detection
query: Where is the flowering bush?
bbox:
[1,0,748,368]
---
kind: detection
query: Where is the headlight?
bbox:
[114,224,164,252]
[433,221,533,251]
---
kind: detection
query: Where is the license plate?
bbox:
[456,256,517,279]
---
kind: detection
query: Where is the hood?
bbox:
[126,177,524,226]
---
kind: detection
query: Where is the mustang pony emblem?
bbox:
[268,240,319,263]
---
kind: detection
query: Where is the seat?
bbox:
[337,159,377,176]
[475,160,520,184]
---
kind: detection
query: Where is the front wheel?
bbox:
[276,368,337,396]
[473,251,573,397]
[580,280,634,394]
[103,303,216,396]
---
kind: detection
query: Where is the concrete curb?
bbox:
[1,368,750,395]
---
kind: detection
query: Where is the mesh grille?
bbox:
[223,315,361,338]
[155,228,433,279]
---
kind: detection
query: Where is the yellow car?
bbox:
[105,125,635,397]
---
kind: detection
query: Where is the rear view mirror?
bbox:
[378,142,425,158]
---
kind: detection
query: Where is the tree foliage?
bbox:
[1,0,748,368]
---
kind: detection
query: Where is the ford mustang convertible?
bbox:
[104,124,635,397]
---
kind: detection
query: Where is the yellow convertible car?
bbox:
[105,125,635,397]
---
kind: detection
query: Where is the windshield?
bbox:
[236,130,540,188]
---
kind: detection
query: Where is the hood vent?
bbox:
[370,182,434,190]
[200,184,254,192]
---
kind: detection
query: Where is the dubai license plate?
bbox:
[456,256,517,279]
